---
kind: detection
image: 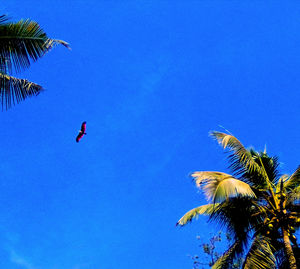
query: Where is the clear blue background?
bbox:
[1,1,300,268]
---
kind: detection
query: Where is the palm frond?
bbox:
[192,171,256,203]
[0,15,9,25]
[285,193,300,216]
[210,132,268,188]
[0,72,43,110]
[243,235,276,269]
[212,241,242,269]
[176,204,218,226]
[0,17,70,73]
[284,166,300,191]
[286,186,300,206]
[257,152,281,184]
[276,175,289,194]
[209,197,259,246]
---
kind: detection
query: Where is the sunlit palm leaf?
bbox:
[0,72,43,109]
[192,171,255,203]
[243,236,276,269]
[0,15,70,73]
[210,132,267,186]
[284,166,300,191]
[176,204,218,226]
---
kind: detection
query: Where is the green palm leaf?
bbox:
[284,166,300,191]
[210,132,267,186]
[176,204,218,226]
[0,15,70,73]
[192,171,256,203]
[0,73,43,109]
[242,236,276,269]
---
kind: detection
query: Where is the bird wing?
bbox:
[76,122,86,142]
[81,121,86,133]
[76,131,84,142]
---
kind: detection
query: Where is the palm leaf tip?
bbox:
[45,39,71,50]
[0,73,43,110]
[56,39,71,49]
[210,131,244,150]
[176,204,217,226]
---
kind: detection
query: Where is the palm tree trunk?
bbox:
[282,227,297,269]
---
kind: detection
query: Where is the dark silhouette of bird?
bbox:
[76,121,87,142]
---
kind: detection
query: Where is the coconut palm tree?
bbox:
[177,132,300,269]
[0,14,69,110]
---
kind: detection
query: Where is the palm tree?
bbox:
[0,15,69,110]
[177,132,300,269]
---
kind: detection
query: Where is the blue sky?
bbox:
[1,1,300,268]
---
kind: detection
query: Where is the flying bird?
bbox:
[76,121,87,142]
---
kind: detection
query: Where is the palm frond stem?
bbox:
[258,156,279,210]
